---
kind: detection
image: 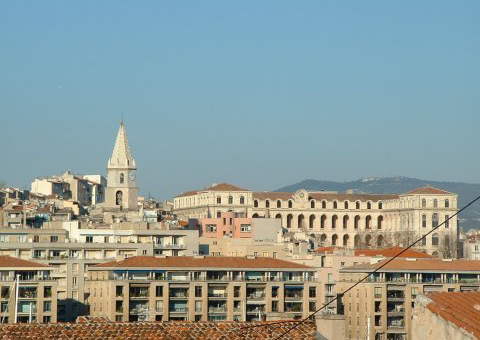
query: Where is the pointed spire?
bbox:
[108,121,136,169]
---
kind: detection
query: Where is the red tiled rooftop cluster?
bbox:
[0,321,316,339]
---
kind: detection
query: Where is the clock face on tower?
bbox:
[129,171,136,181]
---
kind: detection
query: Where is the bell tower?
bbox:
[105,121,138,210]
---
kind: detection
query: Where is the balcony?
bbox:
[169,306,188,313]
[284,292,303,300]
[208,292,228,299]
[18,288,37,299]
[154,243,186,249]
[129,287,149,298]
[208,306,227,313]
[169,288,189,299]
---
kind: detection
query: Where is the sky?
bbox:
[0,1,479,200]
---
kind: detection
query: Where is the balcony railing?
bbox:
[169,307,188,313]
[208,293,227,298]
[208,307,227,313]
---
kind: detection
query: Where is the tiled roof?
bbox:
[253,192,294,200]
[0,321,317,339]
[314,246,339,254]
[342,258,480,272]
[175,183,250,198]
[426,292,480,339]
[93,255,312,270]
[0,256,51,268]
[354,246,433,258]
[404,186,454,195]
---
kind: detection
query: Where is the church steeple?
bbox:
[108,121,136,169]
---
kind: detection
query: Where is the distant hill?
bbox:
[275,176,480,231]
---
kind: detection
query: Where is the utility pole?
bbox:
[14,274,19,323]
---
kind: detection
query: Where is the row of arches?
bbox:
[315,233,385,248]
[421,198,450,208]
[260,213,384,230]
[253,199,383,210]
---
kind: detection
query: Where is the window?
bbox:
[272,300,279,312]
[272,286,279,298]
[422,199,426,208]
[322,201,326,209]
[411,287,418,298]
[310,200,315,208]
[433,199,438,208]
[422,237,427,246]
[156,300,163,312]
[277,200,281,208]
[216,211,221,218]
[120,173,124,183]
[86,236,93,243]
[50,236,58,243]
[116,286,123,297]
[216,196,221,204]
[356,201,360,209]
[234,286,241,298]
[195,286,202,297]
[445,199,450,208]
[378,202,383,209]
[228,196,233,204]
[344,201,349,209]
[156,286,163,297]
[445,215,450,228]
[43,301,51,312]
[333,201,337,209]
[240,224,251,232]
[309,287,316,298]
[115,315,123,322]
[254,200,258,208]
[33,236,39,243]
[288,200,293,208]
[374,287,381,299]
[432,233,439,246]
[273,252,277,259]
[367,202,372,209]
[223,218,226,225]
[206,224,217,233]
[262,252,268,257]
[422,214,427,228]
[72,277,77,286]
[195,301,202,312]
[253,252,258,256]
[240,196,245,204]
[432,213,439,228]
[309,301,316,312]
[44,287,52,298]
[43,316,51,323]
[266,200,270,208]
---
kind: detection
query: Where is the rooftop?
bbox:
[426,292,480,339]
[176,183,250,198]
[0,320,316,339]
[93,255,313,270]
[354,246,433,259]
[342,258,480,272]
[0,256,51,269]
[404,186,454,195]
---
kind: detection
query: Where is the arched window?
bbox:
[253,200,258,208]
[365,215,372,229]
[367,202,372,209]
[333,201,338,209]
[422,214,427,228]
[288,200,293,208]
[252,213,259,218]
[116,190,123,206]
[354,215,360,229]
[287,214,293,228]
[365,235,372,247]
[322,201,326,209]
[275,213,282,219]
[309,215,315,229]
[277,200,281,208]
[421,236,427,246]
[332,234,338,246]
[343,234,349,247]
[421,199,426,208]
[310,200,315,209]
[354,235,360,248]
[356,201,360,209]
[298,214,305,229]
[377,235,384,247]
[378,202,383,210]
[332,215,338,229]
[240,196,245,204]
[266,200,270,208]
[320,234,327,245]
[344,201,349,209]
[217,196,222,204]
[228,196,233,204]
[321,215,327,229]
[433,199,438,208]
[445,199,450,208]
[432,233,439,246]
[120,173,124,184]
[432,213,439,228]
[377,216,383,229]
[343,215,349,229]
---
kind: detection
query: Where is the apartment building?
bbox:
[338,258,480,340]
[175,184,458,257]
[0,256,57,324]
[85,255,320,323]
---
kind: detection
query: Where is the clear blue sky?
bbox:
[0,1,479,199]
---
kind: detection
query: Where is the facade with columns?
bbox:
[174,185,458,257]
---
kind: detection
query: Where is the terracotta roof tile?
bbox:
[354,246,433,258]
[0,256,51,268]
[92,256,312,269]
[314,246,339,254]
[405,186,454,195]
[175,183,250,198]
[0,321,317,339]
[426,292,480,339]
[253,192,294,200]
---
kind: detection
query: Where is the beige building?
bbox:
[85,255,320,323]
[412,292,480,340]
[0,256,57,324]
[175,185,458,257]
[338,258,480,340]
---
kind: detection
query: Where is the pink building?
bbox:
[196,212,254,238]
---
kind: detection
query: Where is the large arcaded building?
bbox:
[173,184,458,257]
